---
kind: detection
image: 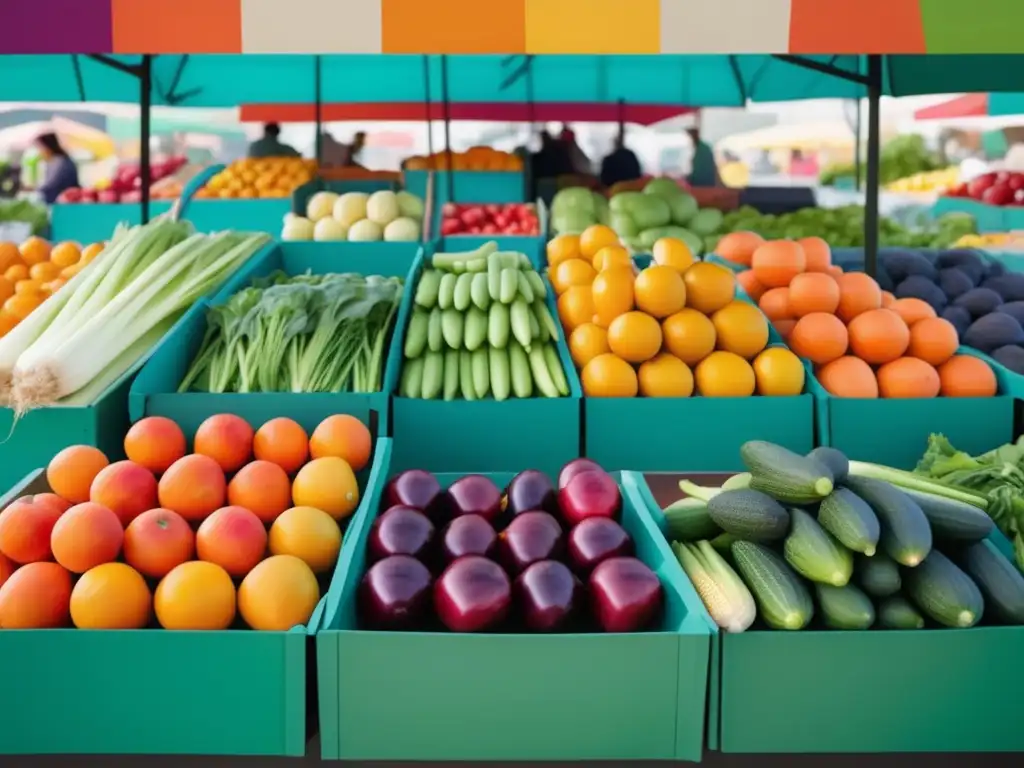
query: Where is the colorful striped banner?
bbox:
[2,0,1024,54]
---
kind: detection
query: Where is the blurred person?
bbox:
[531,130,574,181]
[686,127,719,187]
[788,149,819,177]
[344,132,367,166]
[248,123,300,159]
[34,133,79,204]
[320,130,346,166]
[599,128,642,187]
[559,126,592,175]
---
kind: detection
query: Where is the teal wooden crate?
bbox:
[406,170,526,233]
[931,197,1003,233]
[51,202,173,242]
[129,242,415,434]
[389,253,582,478]
[317,462,712,762]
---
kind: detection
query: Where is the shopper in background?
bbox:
[560,126,592,175]
[600,128,642,187]
[686,127,719,187]
[248,123,300,159]
[343,132,367,166]
[531,130,574,181]
[34,133,79,204]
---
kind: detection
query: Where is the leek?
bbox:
[847,460,989,508]
[674,540,755,632]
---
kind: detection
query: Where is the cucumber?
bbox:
[904,549,984,628]
[783,508,853,587]
[516,270,534,303]
[854,553,901,598]
[459,350,477,401]
[442,349,460,401]
[706,489,790,542]
[662,498,721,542]
[842,477,932,567]
[440,308,464,349]
[741,440,834,503]
[489,346,511,402]
[437,273,457,310]
[960,539,1024,624]
[421,351,444,399]
[818,488,880,557]
[815,583,875,630]
[470,272,491,311]
[404,309,429,358]
[807,447,849,483]
[414,269,441,308]
[878,596,925,629]
[731,541,813,630]
[400,357,423,399]
[453,273,473,311]
[464,306,487,351]
[427,307,443,352]
[710,532,738,552]
[901,488,994,543]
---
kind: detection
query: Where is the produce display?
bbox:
[953,232,1024,250]
[404,147,523,172]
[665,440,1024,631]
[0,220,269,411]
[179,270,403,394]
[358,460,663,633]
[282,189,425,243]
[440,202,540,237]
[56,157,188,205]
[549,225,805,399]
[718,233,999,399]
[820,135,943,189]
[197,157,316,200]
[945,171,1024,206]
[885,167,958,194]
[0,200,48,235]
[399,242,570,401]
[0,412,372,630]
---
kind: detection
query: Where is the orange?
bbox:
[682,262,736,315]
[848,308,910,365]
[80,242,104,264]
[662,309,717,365]
[238,554,320,631]
[0,495,64,564]
[254,417,309,474]
[29,261,60,282]
[881,290,896,308]
[836,272,882,323]
[752,347,805,396]
[19,236,51,266]
[228,460,292,524]
[787,272,840,317]
[158,454,227,522]
[581,353,639,397]
[556,286,595,332]
[637,353,694,397]
[651,237,695,273]
[4,264,27,283]
[751,240,806,288]
[15,278,42,295]
[196,506,268,578]
[889,298,937,327]
[796,237,832,272]
[907,317,958,366]
[552,258,596,295]
[292,456,360,520]
[579,224,619,259]
[0,553,13,590]
[937,355,998,397]
[736,270,766,302]
[155,561,236,630]
[634,265,686,318]
[47,445,109,504]
[773,318,796,342]
[50,502,124,574]
[124,416,187,474]
[0,562,72,628]
[70,563,152,629]
[715,231,764,267]
[789,313,849,365]
[569,323,610,368]
[876,358,941,399]
[607,311,663,363]
[592,245,631,272]
[194,413,255,473]
[269,506,342,574]
[123,508,195,579]
[49,241,81,268]
[0,277,14,304]
[3,291,41,321]
[711,301,770,360]
[817,356,879,398]
[591,266,635,327]
[758,287,793,322]
[309,414,372,471]
[694,351,756,397]
[0,242,21,272]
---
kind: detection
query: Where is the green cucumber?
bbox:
[854,553,901,598]
[818,488,880,556]
[901,488,994,543]
[807,447,850,483]
[960,540,1024,624]
[878,596,925,629]
[784,508,853,587]
[842,477,932,567]
[662,498,721,542]
[904,549,983,628]
[707,489,790,543]
[816,583,875,630]
[731,541,813,630]
[741,440,833,503]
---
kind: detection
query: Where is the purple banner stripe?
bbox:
[0,0,112,54]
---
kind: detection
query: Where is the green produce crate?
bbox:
[129,242,416,434]
[931,197,1002,233]
[630,470,1024,753]
[316,464,712,761]
[389,251,582,479]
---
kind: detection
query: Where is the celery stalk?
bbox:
[848,460,989,508]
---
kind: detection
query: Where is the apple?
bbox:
[496,511,563,574]
[359,554,432,630]
[433,555,511,632]
[589,557,663,633]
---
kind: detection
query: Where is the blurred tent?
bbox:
[0,116,116,159]
[716,121,896,154]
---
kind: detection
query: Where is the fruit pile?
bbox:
[197,157,316,200]
[945,171,1024,207]
[718,232,998,399]
[56,157,188,205]
[283,189,425,243]
[404,147,523,172]
[440,202,540,237]
[359,460,663,633]
[0,238,103,336]
[885,168,958,194]
[0,412,373,631]
[400,242,570,400]
[549,224,805,399]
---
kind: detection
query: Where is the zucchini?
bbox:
[707,489,790,543]
[784,508,853,586]
[818,488,880,557]
[807,447,849,483]
[731,541,813,630]
[710,532,738,552]
[854,553,901,598]
[961,540,1024,624]
[878,596,925,629]
[901,488,994,543]
[662,498,721,542]
[742,440,834,504]
[815,583,876,630]
[842,477,932,567]
[904,549,984,628]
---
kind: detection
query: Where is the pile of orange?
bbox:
[0,412,372,631]
[0,238,103,336]
[718,231,998,399]
[196,157,316,200]
[404,146,522,172]
[547,225,805,399]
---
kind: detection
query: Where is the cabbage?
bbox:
[396,191,425,221]
[334,193,368,228]
[314,217,348,242]
[689,208,725,236]
[348,219,384,242]
[625,195,671,230]
[281,216,315,241]
[552,187,596,216]
[366,190,400,225]
[643,178,683,199]
[306,191,339,222]
[593,194,610,225]
[384,217,420,242]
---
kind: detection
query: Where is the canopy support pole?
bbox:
[440,55,454,203]
[314,56,323,165]
[422,56,434,159]
[139,55,153,224]
[772,55,870,87]
[855,98,862,190]
[863,55,882,278]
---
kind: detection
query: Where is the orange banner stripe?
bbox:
[789,0,926,54]
[381,0,525,53]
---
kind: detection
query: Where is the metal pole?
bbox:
[140,55,153,224]
[854,98,862,191]
[440,55,454,203]
[314,56,323,165]
[422,56,434,158]
[864,55,882,278]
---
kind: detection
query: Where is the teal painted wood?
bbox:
[317,463,711,762]
[931,197,1005,233]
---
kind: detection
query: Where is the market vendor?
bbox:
[600,129,642,187]
[686,127,720,187]
[248,123,300,159]
[34,133,79,205]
